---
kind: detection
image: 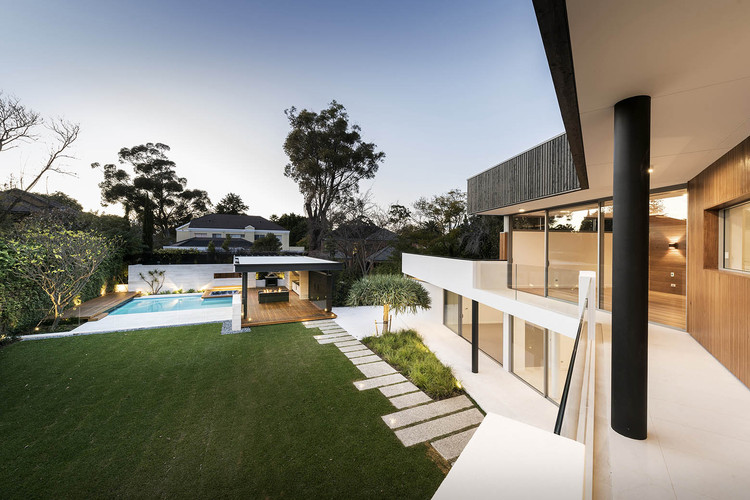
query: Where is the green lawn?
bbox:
[0,323,446,498]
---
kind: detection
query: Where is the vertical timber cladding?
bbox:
[467,134,580,214]
[688,136,750,387]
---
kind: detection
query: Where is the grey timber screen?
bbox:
[467,134,580,214]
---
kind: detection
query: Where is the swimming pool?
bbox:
[110,295,232,315]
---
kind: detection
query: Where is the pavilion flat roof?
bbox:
[233,255,344,273]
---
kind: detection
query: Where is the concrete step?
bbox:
[334,340,362,348]
[431,427,478,461]
[394,408,484,447]
[353,373,407,391]
[382,395,473,429]
[339,344,370,353]
[344,349,375,359]
[389,391,432,409]
[379,381,419,397]
[350,354,382,365]
[313,332,350,340]
[319,336,356,344]
[356,361,397,378]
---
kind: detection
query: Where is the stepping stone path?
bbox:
[303,318,484,463]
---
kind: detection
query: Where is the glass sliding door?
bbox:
[460,297,473,343]
[600,201,613,311]
[547,204,599,302]
[478,303,503,364]
[512,317,546,393]
[547,330,576,403]
[443,290,461,335]
[511,211,546,296]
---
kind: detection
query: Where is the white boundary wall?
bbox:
[128,264,236,293]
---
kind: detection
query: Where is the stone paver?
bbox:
[356,361,397,378]
[379,381,419,397]
[319,329,347,335]
[335,340,362,347]
[318,326,346,332]
[394,408,484,447]
[382,395,473,429]
[339,344,370,353]
[389,391,432,409]
[313,332,350,340]
[431,427,478,461]
[344,349,375,359]
[353,373,407,390]
[319,336,356,344]
[304,321,337,328]
[350,354,382,365]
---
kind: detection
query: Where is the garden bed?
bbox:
[362,329,463,399]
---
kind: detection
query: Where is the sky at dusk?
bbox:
[0,0,563,219]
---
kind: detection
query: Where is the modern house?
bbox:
[165,213,305,253]
[409,0,750,496]
[0,189,74,219]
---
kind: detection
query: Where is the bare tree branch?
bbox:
[0,93,42,152]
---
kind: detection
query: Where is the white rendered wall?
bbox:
[128,264,237,293]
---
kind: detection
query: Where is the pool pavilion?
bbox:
[232,256,344,327]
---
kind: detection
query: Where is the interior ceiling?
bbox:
[481,0,750,216]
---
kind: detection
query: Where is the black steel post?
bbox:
[472,300,479,373]
[241,272,248,320]
[611,95,650,440]
[326,272,334,313]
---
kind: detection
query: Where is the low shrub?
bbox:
[362,329,462,399]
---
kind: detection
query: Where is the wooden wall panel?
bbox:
[649,216,687,295]
[688,136,750,387]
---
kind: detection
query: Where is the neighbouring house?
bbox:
[163,213,305,253]
[0,189,74,220]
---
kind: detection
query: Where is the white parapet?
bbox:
[432,412,584,500]
[231,294,242,332]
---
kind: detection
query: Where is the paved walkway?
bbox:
[304,319,484,463]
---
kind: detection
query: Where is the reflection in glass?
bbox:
[512,317,546,392]
[478,303,503,364]
[723,201,750,272]
[461,297,473,343]
[512,212,546,296]
[547,204,598,302]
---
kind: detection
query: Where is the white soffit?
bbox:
[571,0,750,185]
[480,0,750,216]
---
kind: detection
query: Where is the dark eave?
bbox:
[532,0,588,190]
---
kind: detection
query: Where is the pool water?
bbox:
[109,295,232,315]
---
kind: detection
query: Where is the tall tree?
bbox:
[93,143,212,242]
[215,192,248,214]
[283,100,385,253]
[270,213,308,247]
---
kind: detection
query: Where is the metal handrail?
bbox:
[553,297,587,435]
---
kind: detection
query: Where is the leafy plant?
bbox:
[346,274,431,332]
[139,269,166,294]
[363,329,461,399]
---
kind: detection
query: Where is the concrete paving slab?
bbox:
[389,391,432,409]
[344,349,375,358]
[353,373,407,390]
[339,345,370,353]
[382,395,473,429]
[431,427,478,461]
[394,408,483,447]
[379,381,420,397]
[356,361,397,378]
[350,354,382,365]
[319,336,356,344]
[319,328,347,334]
[335,340,362,347]
[313,332,350,340]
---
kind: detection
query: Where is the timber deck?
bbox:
[62,292,139,321]
[242,288,335,327]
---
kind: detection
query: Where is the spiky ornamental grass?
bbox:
[345,274,431,329]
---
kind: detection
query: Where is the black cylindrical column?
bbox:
[471,300,479,373]
[241,272,248,319]
[611,95,650,440]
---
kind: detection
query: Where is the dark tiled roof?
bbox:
[168,237,254,249]
[0,189,71,214]
[367,246,396,263]
[187,214,287,231]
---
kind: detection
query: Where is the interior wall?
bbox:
[688,135,750,387]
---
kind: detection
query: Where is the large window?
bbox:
[442,290,472,342]
[723,201,750,272]
[512,318,546,393]
[511,211,546,296]
[547,204,598,301]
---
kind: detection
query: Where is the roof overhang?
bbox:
[233,256,344,273]
[486,0,750,215]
